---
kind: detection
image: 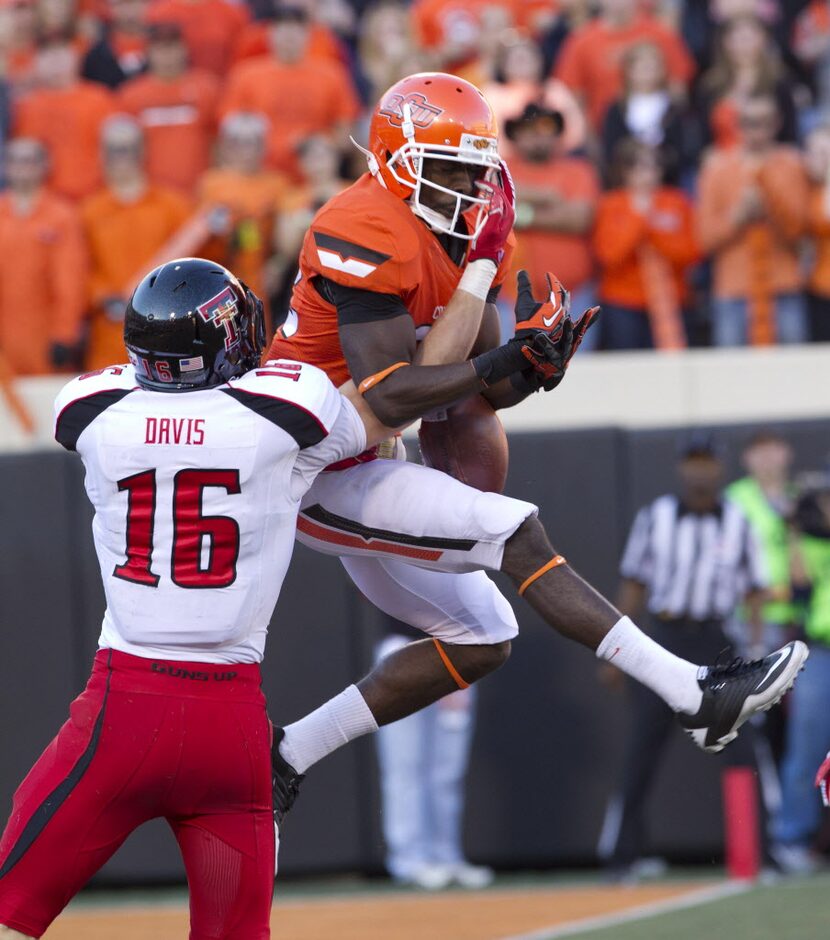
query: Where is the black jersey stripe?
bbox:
[301,503,478,552]
[313,231,392,265]
[55,389,135,452]
[0,651,114,882]
[221,387,327,449]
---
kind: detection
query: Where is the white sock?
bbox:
[279,684,378,774]
[596,616,703,714]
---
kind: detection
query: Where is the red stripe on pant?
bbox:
[297,515,444,561]
[0,649,274,939]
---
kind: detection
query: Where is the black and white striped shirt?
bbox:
[620,495,768,621]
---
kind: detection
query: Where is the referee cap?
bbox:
[677,430,722,461]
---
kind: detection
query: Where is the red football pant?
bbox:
[0,649,275,939]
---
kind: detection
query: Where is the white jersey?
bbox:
[54,361,366,664]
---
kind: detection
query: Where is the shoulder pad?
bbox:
[221,361,342,449]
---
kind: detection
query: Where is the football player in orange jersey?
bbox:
[267,73,807,836]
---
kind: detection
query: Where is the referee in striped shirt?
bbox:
[598,432,768,877]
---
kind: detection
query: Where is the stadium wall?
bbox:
[2,404,829,882]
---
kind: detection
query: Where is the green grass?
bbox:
[555,873,830,940]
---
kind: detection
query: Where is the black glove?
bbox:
[471,327,572,389]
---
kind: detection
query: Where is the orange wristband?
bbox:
[358,361,410,395]
[518,554,567,596]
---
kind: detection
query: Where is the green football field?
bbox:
[552,873,830,940]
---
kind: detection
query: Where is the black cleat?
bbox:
[678,641,809,753]
[271,727,305,827]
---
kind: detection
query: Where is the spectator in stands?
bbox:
[375,617,493,890]
[482,31,586,157]
[269,133,348,322]
[119,20,219,194]
[357,0,430,106]
[770,475,830,874]
[598,432,767,880]
[232,0,347,70]
[0,138,87,375]
[199,112,288,320]
[220,4,359,178]
[698,15,798,150]
[553,0,694,132]
[505,102,599,347]
[82,0,150,88]
[697,93,809,346]
[0,0,38,92]
[601,41,698,185]
[804,123,830,343]
[145,0,249,76]
[81,114,192,369]
[15,35,117,200]
[593,140,699,350]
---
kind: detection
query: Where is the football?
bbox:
[418,394,509,494]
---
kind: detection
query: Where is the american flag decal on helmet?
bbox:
[197,287,240,351]
[379,93,444,129]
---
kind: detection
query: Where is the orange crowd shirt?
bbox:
[554,15,694,129]
[808,184,830,298]
[146,0,250,75]
[507,154,600,299]
[593,187,699,309]
[199,168,289,300]
[231,21,346,66]
[696,147,808,300]
[220,57,360,176]
[119,70,220,194]
[0,192,88,375]
[16,82,118,200]
[82,185,193,369]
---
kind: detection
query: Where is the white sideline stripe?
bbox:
[499,881,751,940]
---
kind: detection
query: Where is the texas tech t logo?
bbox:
[197,287,240,351]
[379,93,444,129]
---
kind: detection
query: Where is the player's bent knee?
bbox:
[456,640,511,683]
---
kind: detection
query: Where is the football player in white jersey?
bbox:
[0,256,571,940]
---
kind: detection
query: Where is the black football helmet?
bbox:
[123,257,266,392]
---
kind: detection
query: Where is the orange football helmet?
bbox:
[356,72,502,241]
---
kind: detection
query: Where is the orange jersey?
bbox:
[119,69,220,194]
[0,191,88,375]
[15,81,118,201]
[269,173,514,386]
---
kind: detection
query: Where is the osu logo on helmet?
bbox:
[378,93,444,130]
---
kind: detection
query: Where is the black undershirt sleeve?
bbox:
[486,283,502,305]
[314,276,411,326]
